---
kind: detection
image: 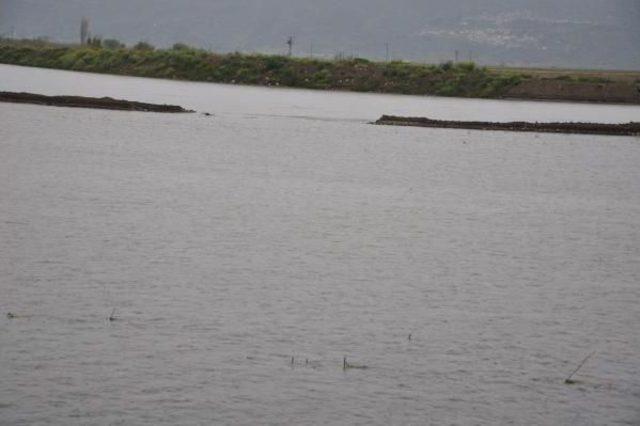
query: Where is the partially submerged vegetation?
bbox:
[374,115,640,136]
[0,91,192,113]
[1,38,638,103]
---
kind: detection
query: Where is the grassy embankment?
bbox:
[0,39,522,98]
[1,39,638,103]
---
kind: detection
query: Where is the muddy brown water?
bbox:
[1,64,639,425]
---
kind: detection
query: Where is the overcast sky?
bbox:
[2,0,639,69]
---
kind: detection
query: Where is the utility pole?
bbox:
[80,17,89,45]
[385,43,389,62]
[286,36,294,57]
[454,49,459,63]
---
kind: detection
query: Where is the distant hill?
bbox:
[1,0,639,69]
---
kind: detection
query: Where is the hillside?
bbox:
[1,0,639,70]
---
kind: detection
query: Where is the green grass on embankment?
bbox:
[0,39,523,99]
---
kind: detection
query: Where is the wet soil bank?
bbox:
[504,79,640,104]
[3,41,640,104]
[0,91,193,113]
[374,115,640,136]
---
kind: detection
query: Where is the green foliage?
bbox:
[133,41,155,51]
[263,55,288,72]
[456,61,476,72]
[103,39,125,49]
[87,37,102,48]
[439,61,453,72]
[0,39,531,99]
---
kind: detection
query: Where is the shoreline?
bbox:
[2,40,639,105]
[374,115,640,136]
[0,91,193,113]
[3,63,640,108]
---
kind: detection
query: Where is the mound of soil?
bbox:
[0,91,193,113]
[374,115,640,136]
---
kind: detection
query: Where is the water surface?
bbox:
[1,64,639,425]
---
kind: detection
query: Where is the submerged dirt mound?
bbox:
[374,115,640,136]
[0,91,193,113]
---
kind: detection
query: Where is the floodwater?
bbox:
[1,64,639,425]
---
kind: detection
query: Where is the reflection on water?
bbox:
[1,65,639,425]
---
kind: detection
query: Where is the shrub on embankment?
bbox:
[0,40,524,98]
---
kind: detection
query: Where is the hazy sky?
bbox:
[2,0,639,69]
